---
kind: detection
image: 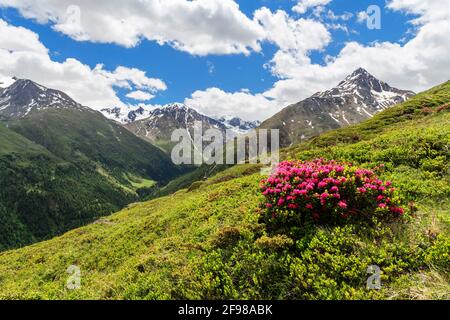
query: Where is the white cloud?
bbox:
[0,19,48,54]
[326,10,353,21]
[95,66,167,92]
[0,0,264,56]
[125,90,155,101]
[1,0,449,124]
[293,0,332,14]
[387,0,449,24]
[265,0,450,106]
[326,23,349,34]
[0,19,166,111]
[254,8,331,54]
[183,8,333,121]
[184,87,278,121]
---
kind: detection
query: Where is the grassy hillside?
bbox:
[0,108,186,251]
[0,82,448,299]
[0,123,54,156]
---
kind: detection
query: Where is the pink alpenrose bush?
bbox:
[260,159,404,231]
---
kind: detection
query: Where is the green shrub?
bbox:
[424,235,450,271]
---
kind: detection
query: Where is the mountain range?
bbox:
[100,103,260,141]
[0,78,86,120]
[103,68,413,152]
[124,104,260,153]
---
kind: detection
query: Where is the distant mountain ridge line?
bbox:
[0,68,415,152]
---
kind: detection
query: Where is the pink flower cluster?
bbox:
[260,159,404,225]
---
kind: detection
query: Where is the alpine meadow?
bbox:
[0,0,448,308]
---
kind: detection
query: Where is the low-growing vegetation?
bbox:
[0,81,448,300]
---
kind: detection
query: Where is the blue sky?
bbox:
[0,0,447,121]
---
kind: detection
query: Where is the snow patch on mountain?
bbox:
[216,115,261,135]
[105,102,259,137]
[0,78,86,119]
[100,105,153,123]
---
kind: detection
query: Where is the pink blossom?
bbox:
[338,201,347,209]
[330,186,339,193]
[318,181,328,188]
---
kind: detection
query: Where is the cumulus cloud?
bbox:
[95,66,167,92]
[386,0,449,24]
[0,19,48,54]
[254,8,331,54]
[0,19,166,110]
[292,0,332,14]
[183,8,333,120]
[184,87,278,121]
[0,0,264,56]
[125,90,155,101]
[278,1,450,105]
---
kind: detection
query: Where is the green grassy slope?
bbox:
[0,123,54,156]
[0,108,185,251]
[0,82,448,299]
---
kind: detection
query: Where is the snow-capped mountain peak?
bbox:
[124,103,260,152]
[313,68,415,113]
[100,105,150,123]
[100,102,196,124]
[140,103,225,130]
[260,68,415,147]
[216,115,260,134]
[0,78,84,119]
[103,101,259,139]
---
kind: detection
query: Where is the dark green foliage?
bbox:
[193,222,447,300]
[0,151,136,250]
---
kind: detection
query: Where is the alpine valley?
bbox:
[0,69,420,250]
[0,76,448,300]
[0,70,448,301]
